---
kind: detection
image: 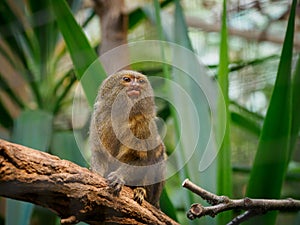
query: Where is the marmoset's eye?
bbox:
[123,76,131,82]
[138,79,145,84]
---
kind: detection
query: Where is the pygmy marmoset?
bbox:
[89,70,166,208]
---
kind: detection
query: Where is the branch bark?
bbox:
[0,139,179,225]
[182,179,300,225]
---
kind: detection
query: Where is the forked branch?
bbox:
[182,179,300,225]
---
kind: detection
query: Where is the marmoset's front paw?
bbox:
[133,187,146,205]
[107,171,124,196]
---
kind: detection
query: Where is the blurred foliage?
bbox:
[0,0,93,224]
[0,0,300,225]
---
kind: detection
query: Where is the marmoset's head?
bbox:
[100,70,153,99]
[98,70,156,116]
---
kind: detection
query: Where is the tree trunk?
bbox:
[93,0,130,72]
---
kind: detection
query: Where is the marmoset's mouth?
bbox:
[127,89,140,98]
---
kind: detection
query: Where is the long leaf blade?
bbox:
[11,110,53,150]
[51,0,106,106]
[151,1,178,220]
[51,131,87,167]
[245,0,296,224]
[170,2,218,225]
[289,53,300,158]
[5,200,34,225]
[217,0,232,224]
[28,0,59,80]
[129,0,174,29]
[6,109,53,225]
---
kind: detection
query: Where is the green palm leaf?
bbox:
[246,0,297,224]
[50,0,106,106]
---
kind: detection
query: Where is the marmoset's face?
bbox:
[120,74,148,99]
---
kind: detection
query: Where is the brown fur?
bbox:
[89,70,166,208]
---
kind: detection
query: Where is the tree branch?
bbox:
[3,138,300,225]
[182,179,300,225]
[0,139,179,225]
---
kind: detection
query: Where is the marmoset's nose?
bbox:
[131,78,139,87]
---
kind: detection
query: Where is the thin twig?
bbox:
[227,210,262,225]
[182,179,300,224]
[182,179,229,205]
